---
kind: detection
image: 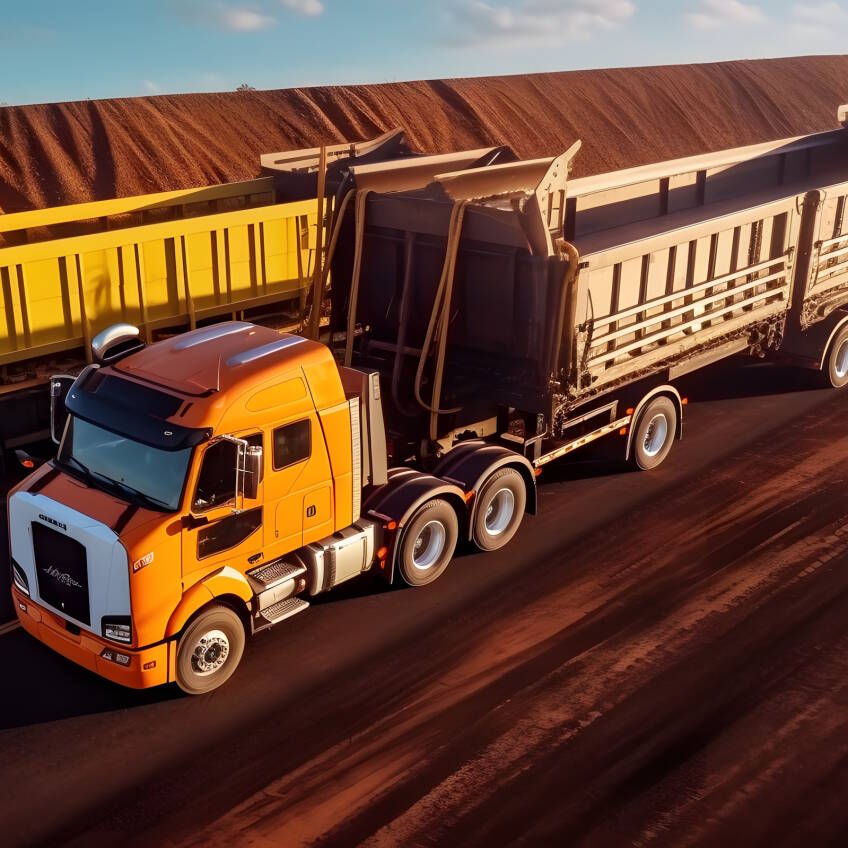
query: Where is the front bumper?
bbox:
[12,587,175,689]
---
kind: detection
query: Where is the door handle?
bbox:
[182,513,208,530]
[247,552,263,564]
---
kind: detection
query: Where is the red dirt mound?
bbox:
[1,55,847,214]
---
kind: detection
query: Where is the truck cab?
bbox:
[9,322,383,692]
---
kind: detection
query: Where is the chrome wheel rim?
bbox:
[190,629,230,676]
[485,488,515,536]
[643,413,669,458]
[412,520,446,570]
[835,340,848,379]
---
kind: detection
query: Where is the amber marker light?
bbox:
[619,427,628,436]
[682,397,689,405]
[376,546,388,560]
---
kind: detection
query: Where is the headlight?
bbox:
[102,615,132,644]
[11,559,30,596]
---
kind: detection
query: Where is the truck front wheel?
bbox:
[397,499,459,587]
[175,604,246,695]
[472,467,526,552]
[630,396,678,471]
[823,326,848,388]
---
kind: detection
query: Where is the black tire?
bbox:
[630,396,678,471]
[822,326,848,389]
[397,499,459,587]
[472,467,527,552]
[175,604,246,695]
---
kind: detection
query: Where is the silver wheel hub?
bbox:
[643,413,669,458]
[191,629,230,676]
[484,487,515,536]
[835,340,848,379]
[412,520,446,570]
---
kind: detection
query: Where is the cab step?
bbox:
[252,596,310,633]
[246,558,306,592]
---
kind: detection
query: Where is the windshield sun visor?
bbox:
[66,371,211,451]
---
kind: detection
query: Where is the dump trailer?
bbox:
[8,108,848,693]
[266,108,848,469]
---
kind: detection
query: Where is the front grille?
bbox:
[32,522,90,625]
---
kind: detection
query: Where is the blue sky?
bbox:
[0,0,846,106]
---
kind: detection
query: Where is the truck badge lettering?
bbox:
[44,565,82,589]
[38,513,67,532]
[133,551,154,573]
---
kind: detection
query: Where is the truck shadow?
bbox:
[0,630,181,730]
[673,357,820,402]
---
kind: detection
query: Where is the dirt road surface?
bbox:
[1,359,847,846]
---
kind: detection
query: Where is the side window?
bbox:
[197,507,262,559]
[273,420,311,471]
[193,433,262,512]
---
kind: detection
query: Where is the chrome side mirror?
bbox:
[241,445,263,502]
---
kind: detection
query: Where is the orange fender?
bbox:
[166,566,253,638]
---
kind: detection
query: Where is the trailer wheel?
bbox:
[397,499,459,587]
[175,604,246,695]
[823,326,848,388]
[472,467,527,552]
[631,396,677,471]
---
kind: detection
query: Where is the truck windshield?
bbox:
[59,416,191,511]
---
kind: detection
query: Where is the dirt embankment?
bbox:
[1,55,847,214]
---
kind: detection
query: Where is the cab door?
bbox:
[262,412,334,561]
[181,433,264,584]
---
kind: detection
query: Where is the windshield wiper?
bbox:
[61,454,170,511]
[61,453,96,481]
[107,478,171,510]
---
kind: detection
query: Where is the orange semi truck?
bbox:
[8,111,848,693]
[9,320,538,693]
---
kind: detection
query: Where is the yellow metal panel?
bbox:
[0,197,319,366]
[0,178,275,236]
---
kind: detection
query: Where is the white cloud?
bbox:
[143,80,161,94]
[219,7,276,30]
[791,1,848,33]
[686,0,766,30]
[281,0,325,16]
[441,0,636,48]
[177,2,277,32]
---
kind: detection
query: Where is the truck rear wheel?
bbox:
[397,499,458,587]
[823,326,848,388]
[175,604,246,695]
[630,396,677,471]
[472,467,526,552]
